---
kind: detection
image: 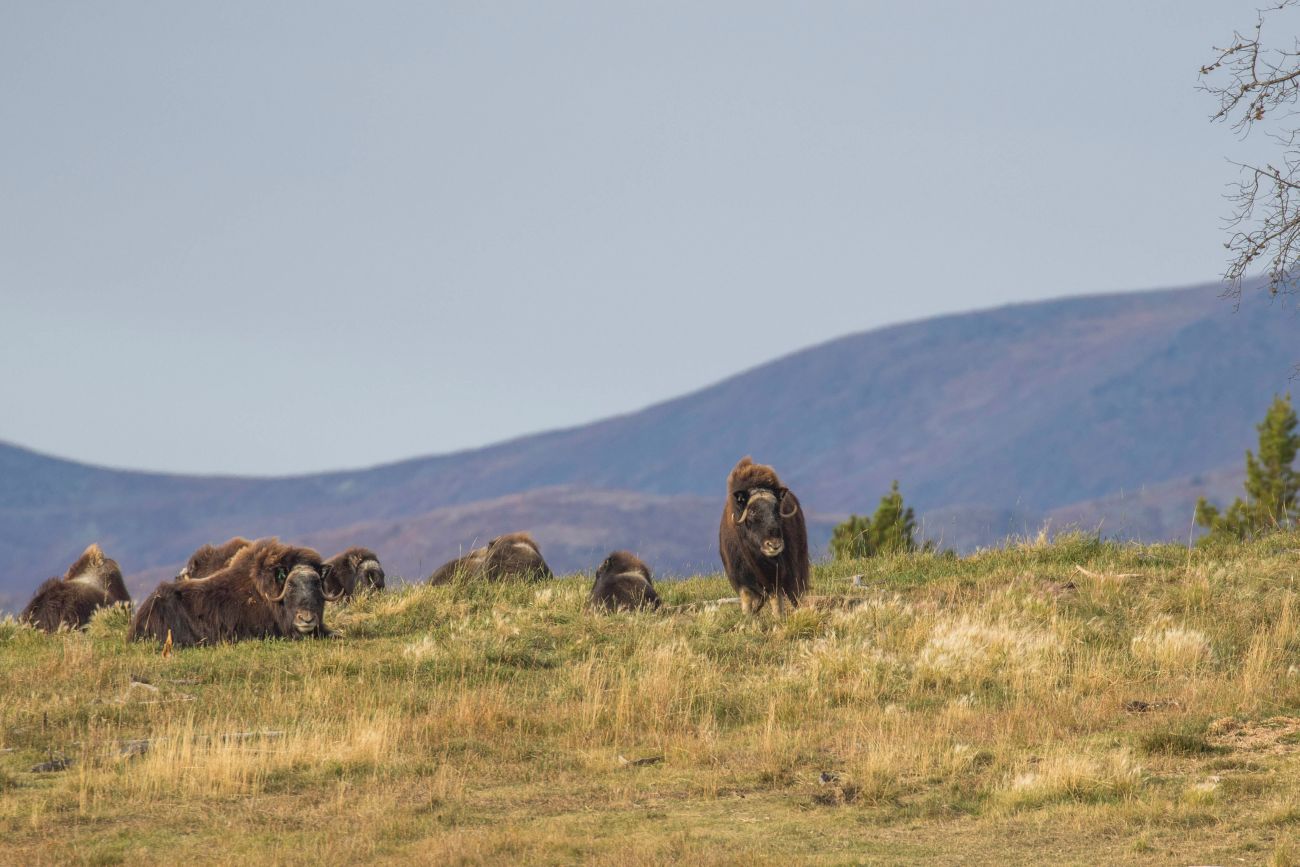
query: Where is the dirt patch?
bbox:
[1123,699,1183,714]
[1207,716,1300,754]
[1043,579,1078,598]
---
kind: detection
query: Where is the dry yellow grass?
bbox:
[4,532,1300,864]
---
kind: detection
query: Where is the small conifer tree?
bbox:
[1196,394,1300,543]
[830,481,922,559]
[829,513,873,560]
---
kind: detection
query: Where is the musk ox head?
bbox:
[322,547,385,599]
[66,543,131,603]
[246,543,327,636]
[20,543,131,632]
[485,532,553,580]
[727,457,799,560]
[428,532,551,584]
[591,550,660,612]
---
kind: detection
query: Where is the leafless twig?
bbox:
[1201,1,1300,299]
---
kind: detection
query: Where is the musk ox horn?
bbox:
[262,567,294,603]
[779,489,799,519]
[263,583,291,603]
[740,489,778,524]
[318,563,346,601]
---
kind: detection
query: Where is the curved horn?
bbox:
[263,583,291,603]
[321,578,346,601]
[261,567,293,603]
[778,489,799,519]
[318,564,346,600]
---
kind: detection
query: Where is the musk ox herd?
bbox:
[17,457,809,647]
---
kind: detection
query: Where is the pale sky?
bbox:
[0,1,1274,475]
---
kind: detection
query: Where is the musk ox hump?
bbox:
[727,455,784,496]
[485,532,551,580]
[597,550,650,580]
[178,536,253,581]
[427,546,490,585]
[64,543,107,580]
[60,543,130,604]
[488,532,541,554]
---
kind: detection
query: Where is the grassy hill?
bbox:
[2,282,1295,609]
[5,534,1300,864]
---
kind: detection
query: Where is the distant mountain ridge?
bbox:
[1,283,1292,609]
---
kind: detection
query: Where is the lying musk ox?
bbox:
[20,543,132,632]
[718,457,810,615]
[130,538,332,647]
[322,547,385,599]
[175,536,252,581]
[589,551,661,612]
[427,532,553,584]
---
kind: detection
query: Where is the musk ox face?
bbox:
[730,485,796,559]
[257,557,326,636]
[361,559,384,591]
[322,548,385,599]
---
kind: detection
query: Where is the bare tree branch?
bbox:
[1201,0,1300,299]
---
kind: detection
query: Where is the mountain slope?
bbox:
[1,282,1292,607]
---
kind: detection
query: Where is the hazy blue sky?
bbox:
[0,1,1275,475]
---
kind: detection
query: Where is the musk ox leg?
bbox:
[739,587,766,615]
[772,590,788,618]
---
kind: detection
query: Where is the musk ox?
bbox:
[129,538,330,648]
[589,551,661,612]
[427,532,553,584]
[175,536,252,581]
[718,457,809,615]
[322,547,385,599]
[20,543,131,632]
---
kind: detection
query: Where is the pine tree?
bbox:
[830,481,922,560]
[829,513,873,561]
[1196,394,1300,543]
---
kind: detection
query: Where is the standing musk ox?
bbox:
[129,538,332,648]
[322,547,385,599]
[589,551,661,612]
[175,536,252,581]
[718,457,810,615]
[427,532,553,584]
[20,543,131,632]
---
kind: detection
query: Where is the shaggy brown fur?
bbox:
[20,543,131,632]
[718,456,810,615]
[129,538,327,648]
[590,551,661,612]
[176,537,252,581]
[322,547,385,599]
[427,532,553,584]
[427,547,488,585]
